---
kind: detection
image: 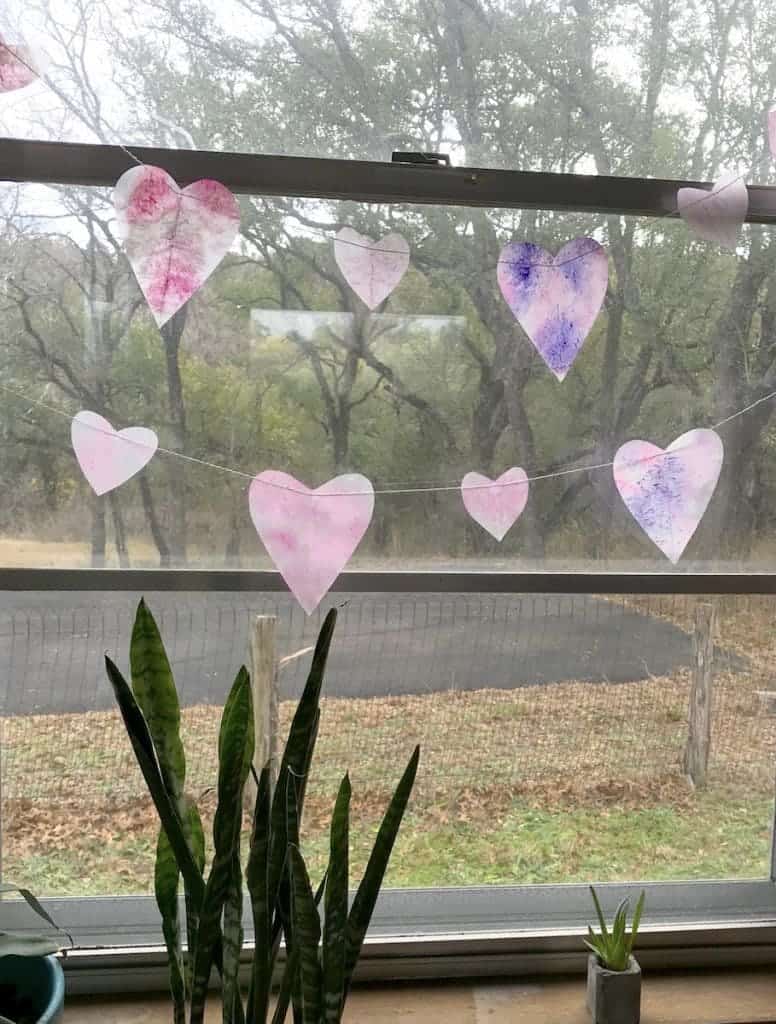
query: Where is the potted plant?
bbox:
[585,886,645,1024]
[0,884,68,1024]
[106,600,419,1023]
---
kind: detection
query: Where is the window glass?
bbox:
[3,0,776,181]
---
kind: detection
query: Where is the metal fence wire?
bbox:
[0,591,774,807]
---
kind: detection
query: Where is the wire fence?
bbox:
[1,591,774,806]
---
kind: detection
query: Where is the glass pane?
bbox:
[2,1,776,180]
[2,590,773,897]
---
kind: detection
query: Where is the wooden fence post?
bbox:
[248,615,278,807]
[683,602,715,788]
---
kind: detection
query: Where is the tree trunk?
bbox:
[90,493,106,568]
[108,491,130,567]
[138,474,171,567]
[160,307,189,564]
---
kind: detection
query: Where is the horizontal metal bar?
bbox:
[1,567,776,595]
[4,138,776,222]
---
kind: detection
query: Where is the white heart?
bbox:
[677,171,748,251]
[460,469,529,541]
[71,411,158,496]
[333,228,410,310]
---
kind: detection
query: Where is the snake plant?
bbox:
[106,600,419,1024]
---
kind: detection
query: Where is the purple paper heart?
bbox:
[497,238,608,381]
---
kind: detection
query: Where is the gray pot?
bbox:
[586,953,641,1024]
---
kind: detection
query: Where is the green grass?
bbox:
[8,788,771,897]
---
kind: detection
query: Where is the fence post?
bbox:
[683,602,715,788]
[248,615,278,807]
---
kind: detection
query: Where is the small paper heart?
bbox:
[0,33,46,92]
[497,238,608,381]
[333,228,410,310]
[249,470,374,613]
[115,165,240,327]
[613,428,723,563]
[461,468,529,541]
[677,171,748,251]
[71,411,158,496]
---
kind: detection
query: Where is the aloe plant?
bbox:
[585,887,645,972]
[0,883,70,959]
[106,600,419,1024]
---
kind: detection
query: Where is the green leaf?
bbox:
[154,827,186,1024]
[130,599,186,805]
[222,850,244,1024]
[590,886,609,943]
[0,883,70,947]
[105,656,205,904]
[0,931,63,958]
[289,846,322,1024]
[323,775,351,1024]
[343,745,419,992]
[626,891,646,956]
[271,873,328,1024]
[190,668,254,1024]
[247,764,272,1024]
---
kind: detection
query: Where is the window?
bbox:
[3,0,776,990]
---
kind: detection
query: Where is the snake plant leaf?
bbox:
[343,745,419,992]
[154,826,186,1024]
[0,883,70,947]
[271,872,328,1024]
[289,845,322,1024]
[189,667,254,1024]
[129,599,186,805]
[268,609,336,911]
[246,764,272,1024]
[0,931,63,958]
[222,850,245,1024]
[105,655,205,904]
[323,774,351,1024]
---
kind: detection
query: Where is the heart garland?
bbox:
[677,171,748,251]
[461,468,529,541]
[333,228,410,310]
[497,238,608,381]
[115,165,240,327]
[71,411,158,496]
[0,33,45,92]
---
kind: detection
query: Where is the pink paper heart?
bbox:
[71,411,158,496]
[333,228,410,310]
[461,468,529,541]
[613,428,723,563]
[0,34,44,91]
[249,471,374,613]
[115,165,240,328]
[497,238,608,381]
[677,171,748,251]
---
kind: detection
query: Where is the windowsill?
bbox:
[63,968,776,1023]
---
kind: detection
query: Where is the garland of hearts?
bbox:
[5,45,774,610]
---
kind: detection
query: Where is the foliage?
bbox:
[0,882,68,960]
[105,600,419,1023]
[585,886,645,972]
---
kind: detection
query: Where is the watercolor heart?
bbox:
[769,109,776,159]
[497,238,608,381]
[461,468,529,542]
[115,165,240,328]
[249,470,374,614]
[613,428,723,563]
[71,411,158,496]
[0,34,45,91]
[333,227,410,310]
[677,170,748,251]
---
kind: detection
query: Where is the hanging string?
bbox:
[1,379,774,497]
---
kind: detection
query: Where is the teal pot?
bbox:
[0,955,65,1023]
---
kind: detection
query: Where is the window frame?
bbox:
[3,135,776,988]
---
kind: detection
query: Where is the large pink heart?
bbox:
[115,165,240,328]
[677,171,748,251]
[71,411,158,496]
[461,468,529,541]
[333,228,410,310]
[613,428,723,563]
[497,238,608,381]
[249,471,374,613]
[0,35,44,91]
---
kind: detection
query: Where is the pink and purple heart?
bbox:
[460,468,529,541]
[497,238,608,381]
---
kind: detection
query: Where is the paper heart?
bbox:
[461,468,529,541]
[333,228,410,310]
[115,165,240,328]
[497,238,608,381]
[613,428,723,563]
[71,411,158,496]
[677,171,748,251]
[249,471,374,613]
[0,34,44,91]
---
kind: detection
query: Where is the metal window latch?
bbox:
[391,151,451,167]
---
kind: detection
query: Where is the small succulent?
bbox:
[585,886,645,972]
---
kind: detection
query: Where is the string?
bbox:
[1,42,753,270]
[2,379,774,497]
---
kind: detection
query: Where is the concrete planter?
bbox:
[586,953,641,1024]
